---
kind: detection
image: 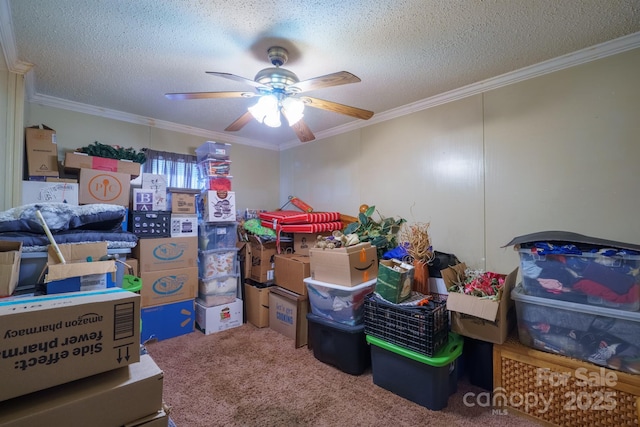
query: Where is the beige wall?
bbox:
[24,105,281,212]
[281,48,640,272]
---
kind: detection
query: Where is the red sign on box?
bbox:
[91,156,119,172]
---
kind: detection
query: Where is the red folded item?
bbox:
[260,220,343,234]
[258,210,341,225]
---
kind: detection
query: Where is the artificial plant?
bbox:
[343,204,406,259]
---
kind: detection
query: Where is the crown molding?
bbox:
[28,93,279,151]
[369,32,640,125]
[0,0,33,74]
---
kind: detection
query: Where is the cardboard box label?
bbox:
[79,168,131,207]
[139,267,198,307]
[170,192,196,214]
[132,188,156,211]
[134,236,198,272]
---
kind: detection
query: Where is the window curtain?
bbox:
[141,148,199,189]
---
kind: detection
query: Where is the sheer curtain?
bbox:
[141,148,199,189]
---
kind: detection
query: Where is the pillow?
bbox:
[0,203,127,233]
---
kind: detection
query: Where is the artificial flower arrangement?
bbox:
[448,268,507,301]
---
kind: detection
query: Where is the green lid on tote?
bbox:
[366,332,463,367]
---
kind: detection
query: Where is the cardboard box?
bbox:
[269,286,308,348]
[249,236,277,283]
[141,298,195,343]
[195,298,243,335]
[25,125,59,177]
[293,232,330,256]
[139,267,198,308]
[309,242,378,287]
[79,168,132,206]
[376,258,414,304]
[132,188,156,211]
[274,254,311,296]
[169,191,196,214]
[0,354,162,427]
[170,214,198,238]
[244,281,272,328]
[200,190,236,222]
[442,263,518,344]
[141,173,168,211]
[44,242,117,294]
[134,236,198,272]
[0,241,22,297]
[0,288,140,402]
[21,181,79,205]
[64,151,141,178]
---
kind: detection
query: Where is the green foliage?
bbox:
[344,205,406,259]
[78,141,146,164]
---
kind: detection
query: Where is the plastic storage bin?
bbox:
[305,278,376,326]
[307,312,370,375]
[203,176,232,191]
[198,275,238,307]
[198,248,239,280]
[198,222,238,251]
[195,141,231,161]
[364,293,449,357]
[367,333,462,411]
[511,283,640,375]
[517,247,640,311]
[198,159,231,178]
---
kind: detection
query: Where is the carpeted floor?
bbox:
[145,324,543,427]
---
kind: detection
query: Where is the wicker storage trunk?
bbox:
[493,337,640,426]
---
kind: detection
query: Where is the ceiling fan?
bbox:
[165,46,374,143]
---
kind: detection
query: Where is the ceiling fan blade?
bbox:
[165,91,257,100]
[225,111,254,132]
[290,119,316,143]
[206,72,270,90]
[289,71,361,93]
[300,96,374,120]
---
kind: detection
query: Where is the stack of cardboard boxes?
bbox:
[193,141,244,335]
[0,288,169,426]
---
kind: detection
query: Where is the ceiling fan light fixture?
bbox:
[282,97,305,126]
[248,94,279,125]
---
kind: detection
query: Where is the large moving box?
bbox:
[0,288,141,402]
[0,354,163,427]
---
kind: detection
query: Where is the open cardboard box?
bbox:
[0,241,22,297]
[442,263,518,344]
[45,242,117,293]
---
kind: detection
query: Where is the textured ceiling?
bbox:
[3,0,640,149]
